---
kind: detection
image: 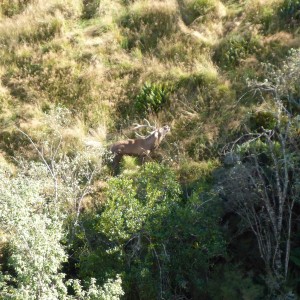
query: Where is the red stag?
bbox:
[110,120,170,174]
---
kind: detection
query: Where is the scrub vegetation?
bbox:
[0,0,300,299]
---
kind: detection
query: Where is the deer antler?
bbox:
[132,119,156,138]
[133,119,156,130]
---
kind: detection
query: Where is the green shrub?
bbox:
[214,33,261,69]
[207,265,264,300]
[78,163,225,299]
[245,0,278,33]
[259,6,275,31]
[178,159,220,184]
[249,110,277,132]
[279,0,300,28]
[134,82,171,116]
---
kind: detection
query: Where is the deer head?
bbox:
[110,120,170,174]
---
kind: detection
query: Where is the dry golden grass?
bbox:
[0,0,82,46]
[0,0,297,167]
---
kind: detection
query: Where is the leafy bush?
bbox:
[214,33,261,69]
[134,82,171,116]
[279,0,300,27]
[249,110,277,131]
[207,265,264,300]
[0,145,122,299]
[220,52,300,296]
[178,158,220,185]
[0,166,68,299]
[78,163,225,299]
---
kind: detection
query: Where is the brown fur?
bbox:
[110,125,170,174]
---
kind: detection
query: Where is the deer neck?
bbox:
[144,131,160,150]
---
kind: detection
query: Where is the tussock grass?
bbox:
[245,0,281,32]
[181,0,226,25]
[0,0,33,17]
[0,0,298,169]
[0,0,81,46]
[119,0,179,50]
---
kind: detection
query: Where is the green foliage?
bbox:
[178,158,220,185]
[249,110,277,131]
[2,0,300,297]
[245,0,278,33]
[214,33,261,69]
[67,276,124,300]
[290,248,300,268]
[0,145,123,299]
[207,265,264,300]
[101,177,144,242]
[221,52,300,296]
[189,0,217,15]
[279,0,300,27]
[78,163,225,299]
[135,161,181,205]
[119,156,139,174]
[0,166,67,299]
[134,82,171,116]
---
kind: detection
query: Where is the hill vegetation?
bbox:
[0,0,299,299]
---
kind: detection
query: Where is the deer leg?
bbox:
[141,152,152,164]
[112,154,123,176]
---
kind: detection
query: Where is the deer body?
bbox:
[110,125,170,174]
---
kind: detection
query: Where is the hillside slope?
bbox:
[0,0,300,299]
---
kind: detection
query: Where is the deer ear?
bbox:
[154,131,159,139]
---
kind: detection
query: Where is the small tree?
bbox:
[89,163,225,299]
[0,132,124,299]
[222,50,300,296]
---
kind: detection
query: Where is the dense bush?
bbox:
[0,155,123,299]
[279,0,300,27]
[220,51,300,297]
[75,163,225,299]
[214,33,261,69]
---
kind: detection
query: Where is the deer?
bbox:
[110,120,170,174]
